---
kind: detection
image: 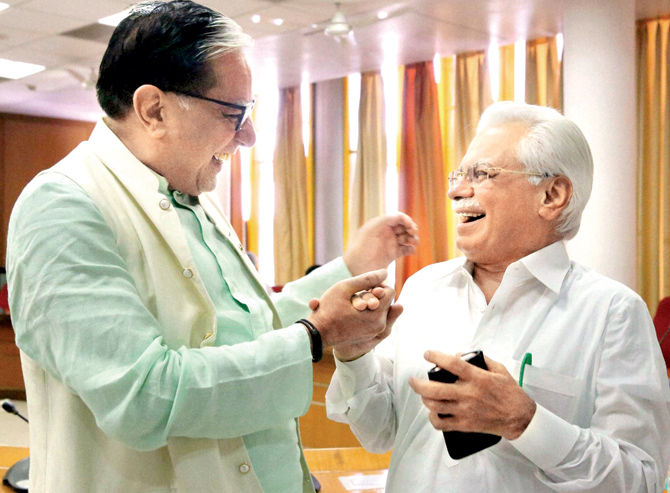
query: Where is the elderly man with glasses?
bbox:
[327,101,670,492]
[5,2,418,492]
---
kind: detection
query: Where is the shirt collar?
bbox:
[453,241,570,293]
[516,240,571,294]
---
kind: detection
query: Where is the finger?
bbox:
[410,377,458,401]
[359,292,380,310]
[345,269,388,293]
[370,286,386,299]
[351,295,368,311]
[424,351,473,380]
[308,298,320,311]
[391,212,418,232]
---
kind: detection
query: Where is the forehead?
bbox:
[207,51,253,101]
[460,122,527,169]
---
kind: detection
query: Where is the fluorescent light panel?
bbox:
[98,9,131,27]
[0,58,45,79]
[0,3,9,13]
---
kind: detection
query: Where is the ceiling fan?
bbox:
[24,67,98,93]
[304,2,408,45]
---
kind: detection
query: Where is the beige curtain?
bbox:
[273,86,311,284]
[499,43,515,102]
[347,71,387,239]
[637,18,670,315]
[526,37,563,110]
[396,61,449,294]
[454,50,493,165]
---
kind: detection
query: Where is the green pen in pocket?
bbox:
[519,352,532,387]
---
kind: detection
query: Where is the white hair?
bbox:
[476,101,593,240]
[200,15,253,60]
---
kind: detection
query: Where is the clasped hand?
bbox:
[306,269,402,361]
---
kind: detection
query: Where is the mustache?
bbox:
[451,197,483,212]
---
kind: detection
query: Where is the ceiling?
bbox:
[0,0,668,121]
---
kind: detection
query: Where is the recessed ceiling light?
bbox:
[378,11,389,20]
[0,58,45,79]
[0,3,9,13]
[98,9,131,27]
[251,14,261,24]
[272,18,283,26]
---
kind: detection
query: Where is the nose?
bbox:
[236,118,257,148]
[447,175,474,200]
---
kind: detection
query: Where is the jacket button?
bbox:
[238,462,251,474]
[182,268,193,278]
[159,198,171,210]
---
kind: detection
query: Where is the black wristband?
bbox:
[296,318,323,363]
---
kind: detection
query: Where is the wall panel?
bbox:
[0,114,94,266]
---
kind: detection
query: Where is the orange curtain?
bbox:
[637,17,670,315]
[396,61,449,294]
[273,86,311,284]
[526,37,563,110]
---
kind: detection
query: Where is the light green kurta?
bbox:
[7,120,350,491]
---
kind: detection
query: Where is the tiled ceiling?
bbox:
[0,0,668,121]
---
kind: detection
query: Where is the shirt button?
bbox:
[238,462,251,474]
[182,268,193,278]
[159,198,171,210]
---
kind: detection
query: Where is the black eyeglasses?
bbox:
[169,90,255,131]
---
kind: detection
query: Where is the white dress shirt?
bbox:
[327,241,670,492]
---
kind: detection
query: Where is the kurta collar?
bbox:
[88,118,163,192]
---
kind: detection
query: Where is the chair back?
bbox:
[654,297,670,367]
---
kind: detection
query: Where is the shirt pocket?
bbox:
[521,365,584,421]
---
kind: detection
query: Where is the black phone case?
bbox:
[427,350,502,460]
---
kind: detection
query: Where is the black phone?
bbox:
[427,350,502,460]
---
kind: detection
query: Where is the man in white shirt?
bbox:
[326,101,670,491]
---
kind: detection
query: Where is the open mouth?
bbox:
[458,212,485,223]
[213,153,230,164]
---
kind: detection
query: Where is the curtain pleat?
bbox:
[526,37,563,110]
[273,86,310,284]
[396,61,449,294]
[342,76,351,249]
[499,43,515,102]
[229,149,244,244]
[438,55,459,260]
[454,50,493,165]
[347,71,387,238]
[637,18,670,315]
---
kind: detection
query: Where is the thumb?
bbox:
[345,269,388,293]
[386,303,403,328]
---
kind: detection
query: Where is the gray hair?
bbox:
[477,101,593,240]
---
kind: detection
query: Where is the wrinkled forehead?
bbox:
[459,122,528,170]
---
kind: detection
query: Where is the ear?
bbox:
[539,175,573,222]
[132,85,167,138]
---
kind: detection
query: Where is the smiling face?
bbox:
[160,51,256,195]
[448,122,556,268]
